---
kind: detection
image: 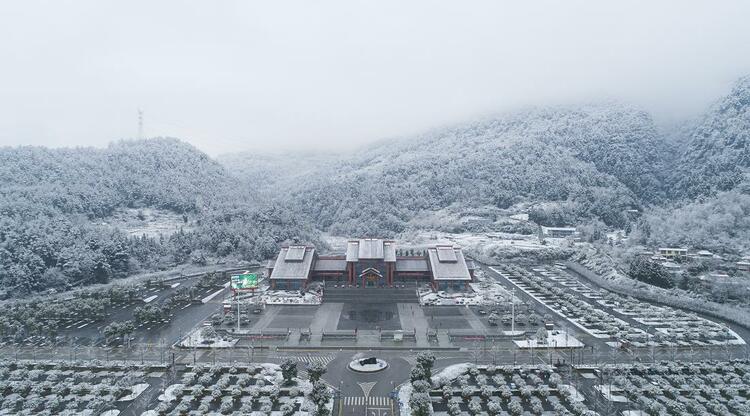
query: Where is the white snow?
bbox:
[202,285,227,303]
[559,384,585,402]
[118,383,149,401]
[260,290,321,305]
[179,328,238,348]
[513,330,584,349]
[397,383,414,416]
[158,383,184,402]
[432,363,473,384]
[143,295,158,303]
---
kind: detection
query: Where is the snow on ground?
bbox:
[594,385,628,402]
[118,383,149,401]
[419,269,519,306]
[397,383,414,416]
[559,384,585,402]
[105,207,192,238]
[140,411,157,416]
[419,288,482,306]
[260,290,322,305]
[202,282,231,303]
[513,330,584,349]
[100,411,120,416]
[432,363,473,384]
[179,327,238,348]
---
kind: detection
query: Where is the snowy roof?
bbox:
[285,246,306,261]
[314,258,347,272]
[427,246,472,281]
[436,246,458,262]
[346,238,396,262]
[270,246,315,280]
[396,258,429,272]
[658,247,687,252]
[358,238,384,259]
[346,240,359,262]
[383,240,397,262]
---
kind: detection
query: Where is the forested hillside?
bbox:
[5,76,750,296]
[629,77,750,253]
[276,105,668,236]
[217,150,339,196]
[0,139,315,296]
[671,76,750,199]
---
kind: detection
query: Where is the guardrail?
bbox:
[322,330,357,341]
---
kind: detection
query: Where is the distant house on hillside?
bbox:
[540,226,578,239]
[737,261,750,272]
[658,247,688,260]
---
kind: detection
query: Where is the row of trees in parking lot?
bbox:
[0,277,207,344]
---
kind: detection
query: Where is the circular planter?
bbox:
[348,358,388,373]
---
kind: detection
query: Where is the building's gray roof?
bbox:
[346,241,359,262]
[383,241,396,262]
[396,258,430,272]
[270,246,315,280]
[285,246,306,261]
[314,258,347,272]
[427,246,472,281]
[345,238,397,262]
[436,246,458,262]
[358,238,384,259]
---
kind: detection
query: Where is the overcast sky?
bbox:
[1,1,749,155]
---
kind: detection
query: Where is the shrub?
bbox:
[412,380,431,394]
[461,385,473,401]
[447,400,462,416]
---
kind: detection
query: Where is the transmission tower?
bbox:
[138,108,144,139]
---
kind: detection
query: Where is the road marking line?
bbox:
[358,381,376,398]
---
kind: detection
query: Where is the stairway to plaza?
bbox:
[322,286,419,303]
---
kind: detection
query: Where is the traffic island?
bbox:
[348,357,388,373]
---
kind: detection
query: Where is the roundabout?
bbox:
[348,357,389,373]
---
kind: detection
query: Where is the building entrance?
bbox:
[360,267,383,288]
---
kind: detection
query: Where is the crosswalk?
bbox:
[343,396,391,406]
[293,354,336,366]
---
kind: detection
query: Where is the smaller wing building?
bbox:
[267,245,316,290]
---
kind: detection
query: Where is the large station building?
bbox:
[267,238,475,291]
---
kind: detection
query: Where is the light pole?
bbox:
[511,288,516,335]
[237,293,241,333]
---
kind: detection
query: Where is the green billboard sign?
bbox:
[231,273,258,290]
